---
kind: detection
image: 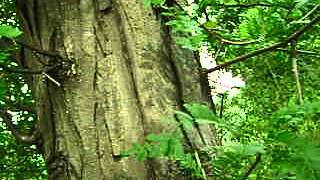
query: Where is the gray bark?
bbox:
[16,0,216,179]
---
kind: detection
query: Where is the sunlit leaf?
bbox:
[0,25,22,39]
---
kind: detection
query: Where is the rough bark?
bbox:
[16,0,216,179]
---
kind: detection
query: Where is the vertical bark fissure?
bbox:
[46,82,57,162]
[194,51,216,144]
[103,112,117,159]
[17,1,35,40]
[46,84,72,180]
[161,20,194,150]
[113,1,157,179]
[93,27,107,58]
[93,53,108,178]
[93,102,106,179]
[190,52,212,146]
[68,112,85,179]
[113,0,147,134]
[165,1,214,148]
[32,0,42,46]
[194,51,216,113]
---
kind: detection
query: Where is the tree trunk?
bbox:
[16,0,216,179]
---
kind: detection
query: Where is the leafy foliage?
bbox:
[0,25,22,39]
[0,1,47,179]
[125,0,320,180]
[0,0,319,179]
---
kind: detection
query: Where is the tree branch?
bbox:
[172,1,262,46]
[1,37,62,58]
[0,109,39,144]
[218,3,290,10]
[201,25,258,45]
[276,48,320,56]
[15,40,62,58]
[298,5,319,21]
[213,41,224,62]
[206,15,320,73]
[207,41,284,73]
[242,153,262,180]
[290,40,304,105]
[0,64,56,74]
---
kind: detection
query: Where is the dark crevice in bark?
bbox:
[113,1,146,137]
[93,102,107,179]
[16,1,34,39]
[93,55,107,178]
[46,83,57,160]
[113,1,157,179]
[194,51,216,114]
[46,83,60,179]
[161,0,196,150]
[193,51,217,146]
[92,47,115,159]
[93,27,107,58]
[103,115,117,160]
[93,60,98,91]
[161,19,194,151]
[70,118,85,179]
[60,90,85,180]
[33,0,41,46]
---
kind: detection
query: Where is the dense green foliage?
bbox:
[0,0,47,179]
[124,0,320,179]
[0,0,319,179]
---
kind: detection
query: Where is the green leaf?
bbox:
[172,140,185,158]
[194,118,217,124]
[0,79,7,99]
[174,110,193,121]
[0,25,22,39]
[180,116,194,130]
[203,21,217,29]
[145,134,162,142]
[184,103,216,120]
[174,110,194,129]
[0,52,10,63]
[225,143,265,156]
[144,0,166,7]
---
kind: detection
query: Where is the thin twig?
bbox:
[242,153,262,180]
[194,151,208,180]
[42,72,61,86]
[290,40,304,105]
[298,5,319,21]
[218,3,290,10]
[276,48,320,56]
[264,60,281,94]
[201,25,258,45]
[206,15,320,73]
[212,42,224,62]
[219,93,225,118]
